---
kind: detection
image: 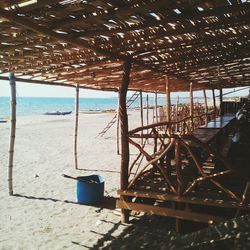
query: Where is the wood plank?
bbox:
[117,200,225,223]
[117,189,250,210]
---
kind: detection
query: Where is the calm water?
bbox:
[0,96,195,117]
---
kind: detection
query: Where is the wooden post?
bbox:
[176,96,179,132]
[74,83,79,169]
[212,89,217,117]
[116,90,120,155]
[189,83,194,117]
[203,89,208,124]
[8,72,16,195]
[189,82,194,130]
[146,94,149,142]
[140,90,143,145]
[165,76,171,122]
[219,88,224,115]
[175,138,182,232]
[119,57,132,223]
[146,94,149,124]
[155,91,158,123]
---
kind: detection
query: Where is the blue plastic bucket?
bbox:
[76,175,104,204]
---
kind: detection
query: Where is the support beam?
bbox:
[155,92,158,124]
[212,89,217,116]
[74,83,79,169]
[175,138,182,232]
[165,76,171,122]
[119,58,132,223]
[0,76,118,92]
[146,94,149,142]
[175,96,179,132]
[189,82,194,130]
[140,90,144,145]
[219,88,224,115]
[189,82,194,117]
[146,94,149,126]
[116,90,120,155]
[203,89,208,124]
[8,72,16,195]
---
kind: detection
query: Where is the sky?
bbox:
[0,79,116,98]
[0,79,249,99]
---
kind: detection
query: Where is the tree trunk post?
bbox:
[203,89,208,124]
[155,91,158,124]
[116,89,120,155]
[8,72,16,195]
[165,76,171,122]
[189,82,194,130]
[212,88,217,116]
[176,96,179,132]
[219,88,224,115]
[119,57,132,223]
[140,90,144,145]
[146,94,149,139]
[74,83,79,169]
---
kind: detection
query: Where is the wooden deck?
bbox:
[117,113,250,227]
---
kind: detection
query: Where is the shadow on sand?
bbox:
[88,214,250,250]
[13,194,249,249]
[13,194,116,210]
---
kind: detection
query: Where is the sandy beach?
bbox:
[0,109,152,249]
[2,108,248,250]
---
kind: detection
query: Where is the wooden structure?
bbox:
[0,1,249,225]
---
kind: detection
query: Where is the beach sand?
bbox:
[1,108,248,250]
[0,109,154,249]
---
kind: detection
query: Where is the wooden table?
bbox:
[213,115,235,123]
[192,128,220,144]
[200,120,230,129]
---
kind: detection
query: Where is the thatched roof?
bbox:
[0,0,249,92]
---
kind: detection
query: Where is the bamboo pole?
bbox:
[219,88,224,115]
[8,72,16,195]
[189,83,194,117]
[155,91,158,124]
[212,89,217,117]
[203,89,208,124]
[165,76,171,122]
[140,90,144,145]
[119,58,132,223]
[116,89,120,155]
[175,138,182,232]
[146,94,149,125]
[146,94,149,142]
[189,82,194,130]
[176,96,179,132]
[74,83,79,169]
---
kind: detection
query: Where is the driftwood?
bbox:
[116,90,120,155]
[119,58,132,223]
[74,83,79,169]
[8,73,16,195]
[203,89,208,124]
[220,88,224,115]
[212,88,217,115]
[140,90,144,145]
[165,76,171,122]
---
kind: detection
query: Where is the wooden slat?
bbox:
[117,189,250,210]
[0,1,249,91]
[116,200,225,223]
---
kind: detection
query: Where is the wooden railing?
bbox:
[118,114,249,223]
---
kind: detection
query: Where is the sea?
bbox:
[0,96,201,117]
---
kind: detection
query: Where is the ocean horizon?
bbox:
[0,96,209,117]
